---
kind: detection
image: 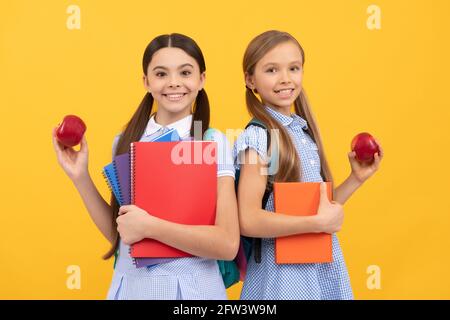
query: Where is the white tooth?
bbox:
[166,93,184,100]
[275,89,292,94]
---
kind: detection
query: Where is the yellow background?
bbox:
[1,0,449,299]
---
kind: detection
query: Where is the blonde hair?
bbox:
[243,30,334,185]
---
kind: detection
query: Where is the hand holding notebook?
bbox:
[130,141,217,258]
[104,128,183,267]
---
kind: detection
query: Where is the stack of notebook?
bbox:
[102,128,218,268]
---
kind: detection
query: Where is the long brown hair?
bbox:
[243,30,334,185]
[103,33,210,260]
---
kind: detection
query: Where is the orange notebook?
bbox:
[130,141,217,258]
[273,182,333,264]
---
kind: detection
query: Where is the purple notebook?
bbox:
[113,153,131,205]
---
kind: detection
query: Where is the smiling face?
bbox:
[144,47,205,118]
[246,40,304,113]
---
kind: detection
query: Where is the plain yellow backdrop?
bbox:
[0,0,449,299]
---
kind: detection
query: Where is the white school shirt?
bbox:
[106,114,235,300]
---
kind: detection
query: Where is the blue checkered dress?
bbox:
[106,117,235,300]
[233,106,353,300]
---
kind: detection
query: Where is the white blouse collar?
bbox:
[144,113,192,138]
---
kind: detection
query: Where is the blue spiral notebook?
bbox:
[102,163,123,205]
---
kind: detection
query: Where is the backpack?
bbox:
[217,118,274,288]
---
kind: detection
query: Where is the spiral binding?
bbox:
[112,159,124,205]
[103,166,122,204]
[130,142,135,205]
[130,142,136,265]
[101,170,115,198]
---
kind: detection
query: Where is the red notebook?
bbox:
[130,141,217,258]
[273,182,333,264]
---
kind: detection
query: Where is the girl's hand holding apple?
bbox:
[52,115,89,183]
[349,132,384,184]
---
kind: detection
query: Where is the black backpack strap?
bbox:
[245,119,273,263]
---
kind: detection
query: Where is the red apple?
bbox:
[351,132,380,164]
[56,115,87,147]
